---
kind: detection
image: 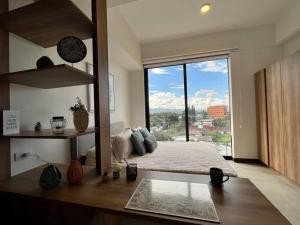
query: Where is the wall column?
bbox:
[92,0,111,175]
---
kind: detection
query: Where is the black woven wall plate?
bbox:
[57,36,87,63]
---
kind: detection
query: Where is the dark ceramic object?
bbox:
[34,122,42,132]
[57,36,87,63]
[36,56,54,68]
[39,165,62,190]
[209,167,229,187]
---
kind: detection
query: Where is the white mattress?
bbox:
[127,141,237,177]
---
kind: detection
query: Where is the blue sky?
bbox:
[148,58,230,110]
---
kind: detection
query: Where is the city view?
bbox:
[148,59,232,156]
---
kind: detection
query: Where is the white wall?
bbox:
[129,70,145,127]
[283,33,300,57]
[274,0,300,57]
[109,59,131,127]
[276,0,300,44]
[134,25,283,159]
[9,1,137,175]
[108,7,142,70]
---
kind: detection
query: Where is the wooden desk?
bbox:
[0,165,291,225]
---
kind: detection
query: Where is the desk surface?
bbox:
[0,165,291,225]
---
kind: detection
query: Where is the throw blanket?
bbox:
[127,141,237,177]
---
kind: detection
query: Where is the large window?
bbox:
[145,57,232,156]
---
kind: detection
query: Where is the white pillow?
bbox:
[111,129,133,161]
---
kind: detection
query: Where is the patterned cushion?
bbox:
[144,135,158,153]
[139,128,151,138]
[131,130,146,156]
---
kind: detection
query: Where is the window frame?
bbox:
[144,56,232,155]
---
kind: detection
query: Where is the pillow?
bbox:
[131,130,146,156]
[111,129,133,161]
[139,128,151,138]
[144,135,158,153]
[123,129,135,157]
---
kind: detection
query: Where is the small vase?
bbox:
[73,109,89,132]
[67,160,83,185]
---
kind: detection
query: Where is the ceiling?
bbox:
[118,0,296,44]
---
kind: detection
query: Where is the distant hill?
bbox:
[150,108,184,114]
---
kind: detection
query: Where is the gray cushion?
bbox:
[139,128,151,138]
[131,130,146,156]
[144,135,158,153]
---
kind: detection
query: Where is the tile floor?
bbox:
[230,162,300,225]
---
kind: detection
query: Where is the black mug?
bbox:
[126,163,138,181]
[209,167,229,186]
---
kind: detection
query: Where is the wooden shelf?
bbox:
[0,64,94,89]
[0,0,94,47]
[5,128,96,139]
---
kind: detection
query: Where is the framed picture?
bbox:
[109,74,115,111]
[86,63,115,112]
[2,110,20,135]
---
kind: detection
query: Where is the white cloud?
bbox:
[149,92,185,109]
[149,68,169,75]
[149,90,160,94]
[194,60,228,74]
[194,89,218,98]
[149,89,229,110]
[190,89,229,110]
[169,84,184,89]
[175,67,184,71]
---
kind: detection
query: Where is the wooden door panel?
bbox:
[265,62,285,173]
[255,69,269,166]
[281,52,300,184]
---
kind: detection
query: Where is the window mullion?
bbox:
[183,64,189,142]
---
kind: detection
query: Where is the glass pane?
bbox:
[186,59,232,156]
[148,65,186,141]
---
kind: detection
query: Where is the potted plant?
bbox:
[112,164,122,179]
[70,97,89,132]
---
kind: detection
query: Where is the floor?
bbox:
[230,162,300,225]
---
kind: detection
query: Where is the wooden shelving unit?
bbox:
[5,128,96,139]
[0,0,97,165]
[0,0,110,179]
[0,0,94,47]
[0,0,10,181]
[0,65,94,89]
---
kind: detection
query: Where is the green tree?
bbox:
[212,118,227,128]
[153,131,172,141]
[165,113,179,125]
[181,105,197,125]
[199,110,208,119]
[190,105,196,123]
[150,112,179,128]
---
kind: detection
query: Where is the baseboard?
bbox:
[223,156,233,160]
[233,158,262,164]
